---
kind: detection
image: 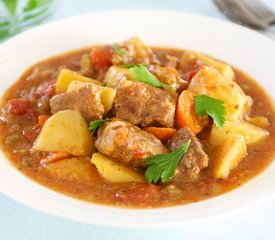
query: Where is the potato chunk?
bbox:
[213,134,247,179]
[34,110,94,156]
[91,152,145,183]
[55,69,101,93]
[188,67,252,121]
[67,80,116,114]
[210,120,269,146]
[181,51,235,81]
[104,66,133,88]
[45,157,96,182]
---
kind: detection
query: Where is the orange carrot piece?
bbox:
[176,90,209,134]
[38,115,51,126]
[40,152,72,165]
[143,127,177,141]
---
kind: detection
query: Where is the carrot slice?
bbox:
[40,152,72,165]
[176,90,209,134]
[143,127,177,141]
[38,115,51,126]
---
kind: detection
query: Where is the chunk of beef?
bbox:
[95,119,168,167]
[50,85,105,121]
[167,127,209,180]
[114,80,178,128]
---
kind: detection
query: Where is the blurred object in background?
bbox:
[213,0,275,29]
[0,0,55,41]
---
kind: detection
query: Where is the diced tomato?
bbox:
[36,81,55,98]
[116,184,160,206]
[22,126,40,142]
[90,46,113,71]
[183,68,201,82]
[8,99,29,115]
[133,149,146,159]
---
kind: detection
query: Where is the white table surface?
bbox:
[1,0,275,239]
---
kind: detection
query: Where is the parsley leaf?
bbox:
[195,95,227,128]
[89,119,110,135]
[129,64,168,88]
[23,0,48,12]
[2,0,18,15]
[23,0,37,12]
[144,139,191,183]
[112,43,123,55]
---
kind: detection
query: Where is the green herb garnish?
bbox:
[112,43,123,55]
[23,0,37,11]
[195,95,227,128]
[89,119,110,135]
[129,64,167,88]
[144,140,191,183]
[2,0,18,15]
[119,63,135,68]
[23,0,48,11]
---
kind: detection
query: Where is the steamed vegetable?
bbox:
[91,152,145,183]
[181,50,235,81]
[104,66,133,88]
[55,69,101,93]
[176,90,209,133]
[34,110,95,156]
[143,127,177,142]
[45,157,96,182]
[213,134,247,179]
[246,116,270,128]
[188,67,252,121]
[210,120,269,145]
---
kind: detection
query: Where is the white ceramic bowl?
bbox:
[0,10,274,227]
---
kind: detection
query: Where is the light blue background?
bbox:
[1,0,275,239]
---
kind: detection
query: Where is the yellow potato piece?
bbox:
[67,80,116,114]
[104,66,133,88]
[100,87,116,114]
[34,110,95,156]
[182,51,235,81]
[45,157,96,182]
[213,134,247,179]
[188,67,252,121]
[210,120,269,146]
[91,152,145,183]
[246,116,270,128]
[55,69,101,93]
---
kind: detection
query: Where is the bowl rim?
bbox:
[0,9,274,227]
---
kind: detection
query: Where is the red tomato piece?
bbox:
[8,99,29,115]
[90,46,113,71]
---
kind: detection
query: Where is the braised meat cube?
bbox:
[114,80,178,128]
[95,119,168,167]
[167,127,209,180]
[50,85,105,121]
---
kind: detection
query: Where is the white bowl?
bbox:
[0,10,274,227]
